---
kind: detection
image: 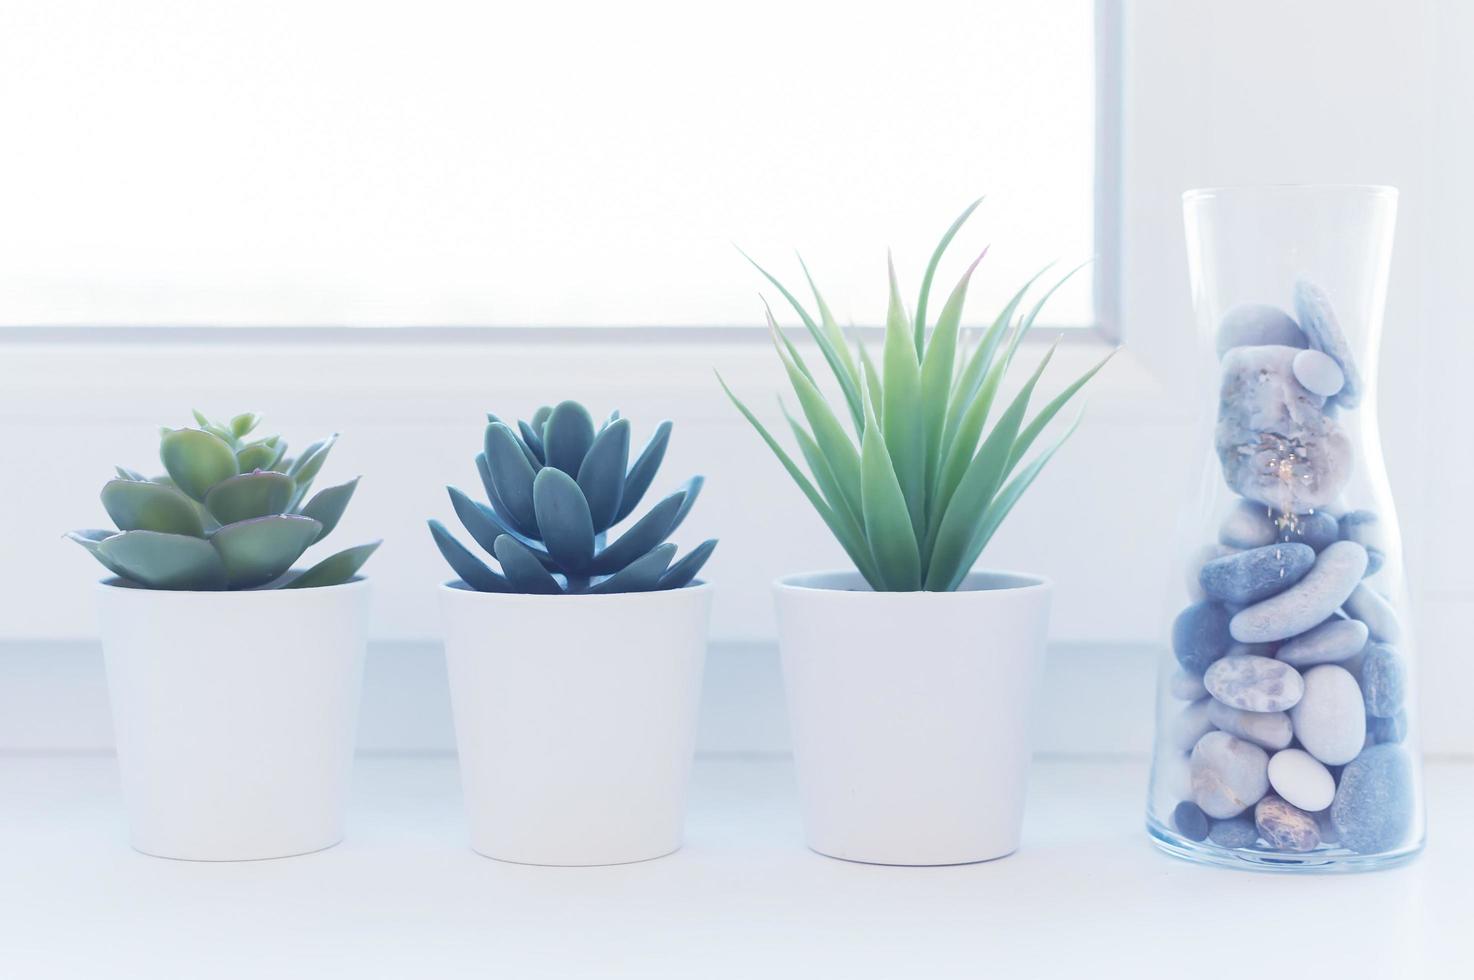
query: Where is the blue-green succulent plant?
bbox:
[430,402,717,594]
[68,412,380,590]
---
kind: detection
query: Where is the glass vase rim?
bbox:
[1182,183,1398,204]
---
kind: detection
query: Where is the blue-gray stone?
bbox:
[1173,800,1210,841]
[1199,542,1315,604]
[1255,794,1321,852]
[1344,583,1402,642]
[1219,500,1278,549]
[1285,510,1339,552]
[1205,655,1305,712]
[1231,541,1367,643]
[1294,278,1362,409]
[1276,617,1368,668]
[1190,731,1271,819]
[1173,601,1233,674]
[1339,510,1386,575]
[1361,643,1406,718]
[1208,814,1260,849]
[1330,744,1415,854]
[1216,304,1307,358]
[1368,710,1408,745]
[1216,345,1352,512]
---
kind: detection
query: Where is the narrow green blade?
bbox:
[283,541,380,589]
[881,255,925,539]
[914,196,983,354]
[919,250,986,521]
[860,380,921,591]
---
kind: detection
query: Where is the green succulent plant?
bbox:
[68,412,380,590]
[722,199,1115,592]
[429,402,717,594]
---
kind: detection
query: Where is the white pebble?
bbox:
[1268,748,1336,811]
[1292,348,1346,397]
[1290,664,1367,766]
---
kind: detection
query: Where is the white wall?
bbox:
[2,0,1472,755]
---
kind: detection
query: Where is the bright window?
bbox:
[0,0,1101,328]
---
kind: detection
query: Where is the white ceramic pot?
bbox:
[775,570,1052,866]
[439,581,712,866]
[97,578,369,861]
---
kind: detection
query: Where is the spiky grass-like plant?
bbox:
[721,200,1114,592]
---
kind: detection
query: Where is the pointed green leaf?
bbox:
[797,254,861,400]
[204,471,294,525]
[658,538,717,590]
[284,540,380,589]
[230,413,261,439]
[858,342,883,419]
[781,401,862,534]
[532,467,595,574]
[494,534,563,594]
[740,249,864,433]
[542,400,596,475]
[1006,348,1116,474]
[587,542,677,594]
[209,514,321,589]
[914,196,983,354]
[484,423,540,535]
[160,428,240,501]
[101,479,208,537]
[860,382,921,591]
[297,476,360,542]
[114,466,148,482]
[577,417,631,533]
[919,250,986,517]
[66,529,131,579]
[429,519,513,592]
[446,486,555,569]
[881,254,925,538]
[590,487,683,575]
[614,420,672,523]
[924,343,1055,590]
[286,433,338,508]
[518,420,546,464]
[97,530,228,590]
[718,372,882,588]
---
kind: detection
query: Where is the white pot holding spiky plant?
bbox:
[725,200,1113,865]
[70,412,380,861]
[431,401,717,866]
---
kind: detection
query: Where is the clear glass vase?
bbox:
[1147,185,1425,871]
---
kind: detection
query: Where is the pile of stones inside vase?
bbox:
[1163,279,1415,857]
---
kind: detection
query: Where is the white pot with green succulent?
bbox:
[723,201,1114,866]
[68,412,380,861]
[431,402,717,866]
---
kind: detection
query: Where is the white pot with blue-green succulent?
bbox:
[68,412,380,861]
[431,402,716,866]
[723,201,1113,866]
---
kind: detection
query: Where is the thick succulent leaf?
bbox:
[530,405,552,435]
[589,486,683,575]
[203,470,294,525]
[944,412,1083,592]
[230,413,261,439]
[740,248,864,433]
[96,530,228,590]
[160,428,240,501]
[658,538,717,590]
[924,344,1055,590]
[920,251,986,503]
[235,442,275,472]
[285,433,338,507]
[913,197,984,353]
[428,519,513,592]
[576,417,631,533]
[532,467,595,574]
[298,476,360,542]
[283,540,381,589]
[719,373,883,588]
[484,423,540,535]
[210,514,321,589]
[101,479,208,537]
[446,486,554,567]
[517,420,546,463]
[881,255,925,538]
[587,542,677,595]
[66,529,131,579]
[860,384,921,591]
[192,411,236,445]
[115,466,148,482]
[493,534,563,595]
[666,475,704,538]
[541,400,596,475]
[602,409,621,430]
[614,420,673,523]
[767,309,863,523]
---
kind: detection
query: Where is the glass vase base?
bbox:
[1146,817,1424,874]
